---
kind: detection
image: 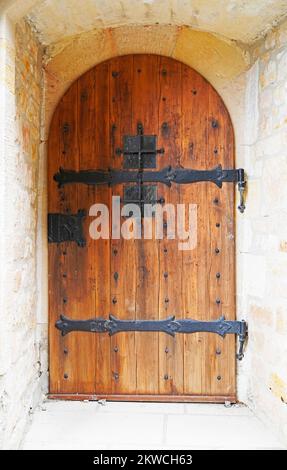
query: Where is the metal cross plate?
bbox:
[123,134,158,169]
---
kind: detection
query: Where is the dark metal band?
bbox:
[54,165,244,189]
[54,165,246,213]
[55,314,247,360]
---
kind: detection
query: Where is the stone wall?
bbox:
[0,16,45,449]
[237,19,287,445]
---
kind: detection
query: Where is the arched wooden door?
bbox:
[48,54,241,402]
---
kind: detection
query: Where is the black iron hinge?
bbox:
[55,314,248,360]
[54,165,246,213]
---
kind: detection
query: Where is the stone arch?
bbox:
[44,25,250,135]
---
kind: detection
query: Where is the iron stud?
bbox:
[62,123,70,133]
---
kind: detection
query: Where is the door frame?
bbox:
[46,53,242,403]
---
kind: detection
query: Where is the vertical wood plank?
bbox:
[48,105,62,394]
[132,55,160,394]
[109,56,137,394]
[76,69,97,393]
[93,62,112,394]
[207,87,236,396]
[49,82,80,393]
[181,66,209,395]
[158,56,184,395]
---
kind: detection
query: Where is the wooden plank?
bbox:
[76,69,97,393]
[49,82,80,394]
[48,105,62,394]
[132,55,160,394]
[48,393,237,403]
[207,86,236,396]
[93,62,112,393]
[109,56,137,394]
[180,65,209,395]
[158,56,184,395]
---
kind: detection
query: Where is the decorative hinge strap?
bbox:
[54,165,246,213]
[55,314,248,360]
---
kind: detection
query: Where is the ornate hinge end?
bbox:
[236,320,248,360]
[53,167,65,188]
[237,169,246,213]
[55,314,69,336]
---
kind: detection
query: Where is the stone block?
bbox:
[269,373,287,404]
[277,50,287,82]
[255,133,282,158]
[244,179,262,218]
[278,27,287,47]
[249,304,273,327]
[266,258,287,300]
[242,254,266,298]
[275,305,287,335]
[273,83,287,106]
[262,156,287,213]
[259,87,273,109]
[260,59,276,88]
[279,240,287,253]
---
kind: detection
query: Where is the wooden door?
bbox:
[48,54,236,402]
